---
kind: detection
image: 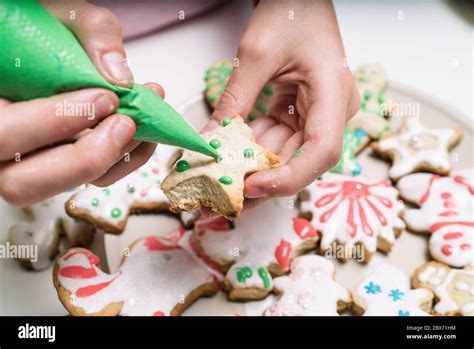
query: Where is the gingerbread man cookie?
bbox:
[346,64,392,140]
[204,60,274,122]
[330,128,369,176]
[53,227,220,316]
[397,170,473,267]
[353,263,433,316]
[372,116,462,180]
[412,261,474,316]
[190,198,319,301]
[66,145,177,234]
[8,188,94,270]
[263,255,351,316]
[161,116,279,220]
[299,173,405,263]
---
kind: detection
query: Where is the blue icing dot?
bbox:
[352,163,362,176]
[398,310,410,316]
[354,128,367,139]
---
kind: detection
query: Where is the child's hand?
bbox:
[0,1,161,206]
[202,0,360,200]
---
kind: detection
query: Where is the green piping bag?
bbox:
[0,0,218,159]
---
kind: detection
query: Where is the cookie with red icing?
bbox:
[299,173,405,263]
[398,169,473,268]
[66,145,178,234]
[53,227,221,316]
[190,198,319,301]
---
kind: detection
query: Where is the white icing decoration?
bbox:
[355,263,432,316]
[418,265,447,286]
[301,173,405,256]
[377,117,458,179]
[263,255,350,316]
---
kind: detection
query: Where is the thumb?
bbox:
[201,55,274,133]
[43,0,133,88]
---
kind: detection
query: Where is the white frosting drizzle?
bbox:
[263,255,350,316]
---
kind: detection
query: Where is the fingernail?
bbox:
[245,187,267,199]
[94,93,116,117]
[111,117,133,147]
[102,51,133,84]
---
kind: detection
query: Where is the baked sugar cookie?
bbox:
[353,263,433,316]
[161,116,279,220]
[263,255,351,316]
[372,116,462,180]
[330,128,369,176]
[299,173,405,263]
[8,188,93,270]
[66,145,177,234]
[412,261,474,316]
[190,198,319,301]
[53,228,220,316]
[398,170,473,267]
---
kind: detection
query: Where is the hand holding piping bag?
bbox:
[202,0,360,205]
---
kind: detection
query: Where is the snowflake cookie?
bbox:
[330,128,369,176]
[372,116,462,180]
[352,263,433,316]
[66,145,177,234]
[204,60,274,122]
[53,227,220,316]
[397,170,473,267]
[263,255,351,316]
[412,261,474,316]
[299,173,405,263]
[190,198,319,301]
[161,116,279,220]
[8,188,94,270]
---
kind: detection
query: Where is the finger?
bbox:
[43,1,133,87]
[256,123,295,154]
[0,114,135,206]
[0,89,118,161]
[92,142,157,187]
[248,116,277,139]
[144,82,165,99]
[275,130,304,163]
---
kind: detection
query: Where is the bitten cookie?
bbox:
[66,145,177,234]
[263,255,351,316]
[398,170,473,268]
[412,261,474,316]
[190,198,319,301]
[330,128,369,176]
[372,116,462,180]
[161,116,279,220]
[53,227,220,316]
[352,263,433,316]
[204,60,274,121]
[346,64,392,140]
[8,188,94,270]
[299,173,405,263]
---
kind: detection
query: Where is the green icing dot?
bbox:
[378,90,385,104]
[243,148,254,158]
[141,172,148,178]
[291,147,304,159]
[222,118,231,126]
[236,267,253,283]
[360,101,367,110]
[255,100,267,115]
[102,188,110,196]
[91,198,99,207]
[262,85,273,96]
[248,113,257,122]
[209,139,221,149]
[258,267,271,288]
[176,160,190,172]
[363,90,373,100]
[218,176,233,185]
[111,208,121,219]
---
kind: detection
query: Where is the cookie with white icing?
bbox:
[53,227,221,316]
[263,255,351,316]
[398,170,473,267]
[372,116,462,180]
[330,128,369,176]
[66,145,178,234]
[353,263,433,316]
[204,60,274,122]
[161,116,279,220]
[299,173,405,263]
[8,188,94,271]
[190,198,319,301]
[412,261,474,316]
[346,64,392,140]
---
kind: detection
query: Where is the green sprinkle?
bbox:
[102,188,110,196]
[176,160,190,172]
[262,85,273,96]
[378,90,385,104]
[248,113,257,122]
[255,100,267,115]
[292,147,304,159]
[222,118,231,127]
[363,90,373,100]
[141,172,148,178]
[209,139,221,149]
[91,198,99,207]
[218,176,233,185]
[208,94,218,102]
[360,101,367,110]
[111,208,121,218]
[243,148,254,158]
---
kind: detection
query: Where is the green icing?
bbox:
[291,147,304,159]
[330,129,366,175]
[102,188,111,196]
[257,267,271,288]
[209,139,221,149]
[262,85,273,96]
[222,118,231,127]
[218,176,233,185]
[247,113,257,122]
[176,160,190,172]
[111,208,121,219]
[141,172,148,178]
[363,90,373,100]
[236,267,253,283]
[243,148,254,158]
[91,198,99,207]
[255,100,267,115]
